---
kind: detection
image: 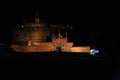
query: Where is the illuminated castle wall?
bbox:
[11,17,90,53]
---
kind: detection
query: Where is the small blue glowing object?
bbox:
[90,49,99,55]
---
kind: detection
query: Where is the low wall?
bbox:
[11,42,73,52]
[70,46,90,53]
[11,44,90,53]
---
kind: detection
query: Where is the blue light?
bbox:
[90,49,99,55]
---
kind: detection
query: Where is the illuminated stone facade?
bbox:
[12,19,49,43]
[11,38,73,52]
[11,17,90,53]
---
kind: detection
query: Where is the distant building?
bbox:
[11,16,90,53]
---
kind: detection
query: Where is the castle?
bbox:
[11,16,90,53]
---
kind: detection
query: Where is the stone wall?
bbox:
[11,42,73,52]
[70,46,90,53]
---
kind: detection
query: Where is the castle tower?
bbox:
[12,9,49,45]
[35,8,40,23]
[24,9,49,42]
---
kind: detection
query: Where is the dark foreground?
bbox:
[0,52,120,80]
[0,52,119,63]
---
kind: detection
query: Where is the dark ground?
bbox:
[0,51,120,80]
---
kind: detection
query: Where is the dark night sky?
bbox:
[0,1,119,54]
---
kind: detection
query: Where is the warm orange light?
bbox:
[70,46,90,53]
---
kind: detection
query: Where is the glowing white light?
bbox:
[21,25,24,28]
[90,49,99,55]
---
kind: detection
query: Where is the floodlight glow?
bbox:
[90,49,99,55]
